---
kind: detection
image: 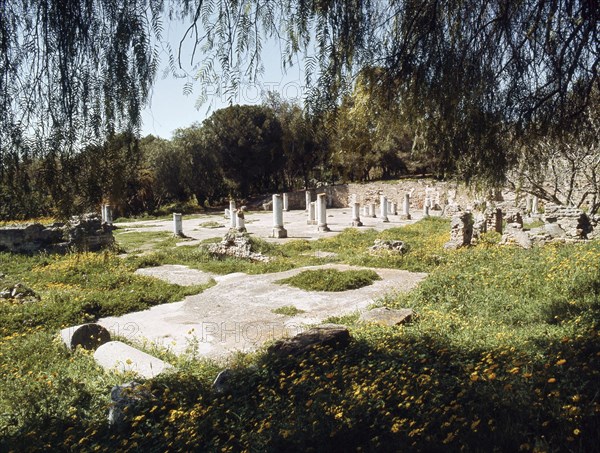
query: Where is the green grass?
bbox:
[1,221,599,452]
[276,269,382,292]
[113,230,181,253]
[271,305,305,316]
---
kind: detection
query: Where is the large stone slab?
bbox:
[267,324,350,357]
[94,341,172,378]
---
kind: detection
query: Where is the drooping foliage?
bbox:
[1,0,598,217]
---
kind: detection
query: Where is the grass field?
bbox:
[1,218,598,451]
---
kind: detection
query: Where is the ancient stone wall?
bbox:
[0,214,114,254]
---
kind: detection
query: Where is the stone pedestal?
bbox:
[401,194,411,219]
[317,193,330,232]
[272,194,287,238]
[423,205,430,218]
[173,213,183,236]
[352,202,363,227]
[380,195,389,222]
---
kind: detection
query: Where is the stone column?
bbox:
[229,200,237,228]
[317,193,330,232]
[525,195,533,214]
[101,205,106,223]
[423,204,430,218]
[362,206,369,217]
[380,195,389,222]
[532,196,539,215]
[103,205,113,225]
[308,201,316,225]
[352,202,363,227]
[272,194,287,238]
[236,209,246,232]
[173,213,183,236]
[283,192,290,212]
[305,190,311,212]
[402,194,411,219]
[390,202,397,216]
[370,203,377,218]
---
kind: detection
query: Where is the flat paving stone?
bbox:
[134,265,213,286]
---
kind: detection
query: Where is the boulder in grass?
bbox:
[360,307,414,327]
[108,382,154,431]
[268,324,350,357]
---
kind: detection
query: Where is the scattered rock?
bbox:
[0,283,39,303]
[369,239,408,254]
[108,382,154,430]
[500,223,533,249]
[204,231,270,262]
[360,307,414,326]
[60,323,111,351]
[268,324,350,357]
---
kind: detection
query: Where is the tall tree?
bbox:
[201,105,284,198]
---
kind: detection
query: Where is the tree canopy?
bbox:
[1,0,598,212]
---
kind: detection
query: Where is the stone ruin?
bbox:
[444,212,474,249]
[444,202,598,250]
[0,213,114,254]
[204,230,270,262]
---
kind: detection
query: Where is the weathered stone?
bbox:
[213,369,234,394]
[268,324,350,357]
[444,212,474,249]
[94,341,173,379]
[500,223,533,249]
[205,231,270,262]
[61,323,111,351]
[359,307,414,326]
[369,239,407,254]
[108,382,154,430]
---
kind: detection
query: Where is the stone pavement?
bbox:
[97,264,427,360]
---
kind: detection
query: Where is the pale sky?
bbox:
[141,20,307,139]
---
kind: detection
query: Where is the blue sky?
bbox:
[141,19,307,139]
